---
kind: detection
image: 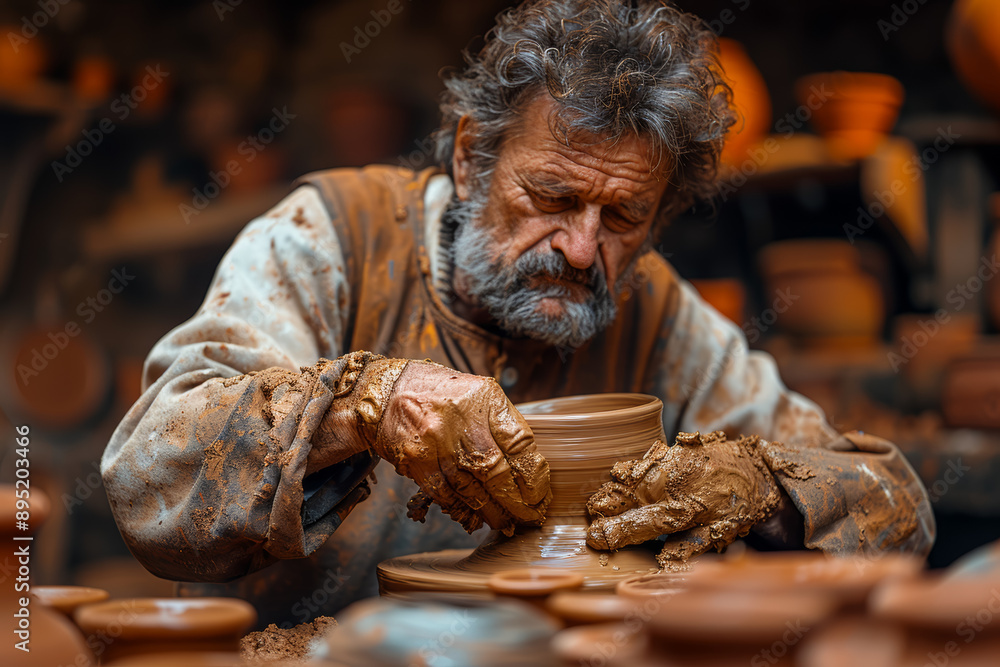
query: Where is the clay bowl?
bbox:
[33,585,109,618]
[758,240,885,348]
[680,550,923,608]
[796,71,904,160]
[615,570,690,601]
[796,614,906,667]
[870,574,1000,666]
[378,394,664,597]
[552,621,649,666]
[644,588,836,666]
[73,597,257,664]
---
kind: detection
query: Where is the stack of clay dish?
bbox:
[946,0,1000,115]
[758,239,885,349]
[73,597,256,664]
[33,585,109,620]
[795,71,904,161]
[378,394,663,597]
[870,573,1000,667]
[796,614,907,667]
[0,485,96,667]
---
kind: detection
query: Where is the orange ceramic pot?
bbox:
[74,597,257,664]
[689,278,746,325]
[0,486,95,667]
[796,71,904,160]
[717,39,772,168]
[33,585,109,619]
[758,240,885,348]
[871,574,1000,667]
[947,0,1000,115]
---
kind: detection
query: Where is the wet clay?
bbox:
[587,431,780,570]
[378,394,664,596]
[240,616,337,664]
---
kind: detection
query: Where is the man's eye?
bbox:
[531,192,572,211]
[603,210,643,233]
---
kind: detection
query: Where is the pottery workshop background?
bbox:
[1,0,999,599]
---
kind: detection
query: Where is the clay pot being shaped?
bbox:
[758,239,885,349]
[73,597,257,664]
[716,39,772,169]
[946,0,1000,115]
[378,394,664,597]
[0,485,96,667]
[795,71,904,161]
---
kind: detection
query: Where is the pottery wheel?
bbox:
[378,393,667,598]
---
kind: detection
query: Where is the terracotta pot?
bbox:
[871,574,1000,667]
[892,312,978,403]
[0,24,47,91]
[796,614,906,667]
[552,622,649,666]
[10,326,112,430]
[615,571,689,600]
[378,394,664,597]
[72,55,116,104]
[946,0,1000,115]
[717,39,772,169]
[795,71,904,161]
[0,486,95,667]
[74,597,257,664]
[33,585,109,618]
[941,347,1000,429]
[546,591,651,627]
[680,550,922,609]
[642,588,836,666]
[689,278,746,325]
[758,239,885,348]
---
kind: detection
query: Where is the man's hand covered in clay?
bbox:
[312,352,551,536]
[586,431,781,568]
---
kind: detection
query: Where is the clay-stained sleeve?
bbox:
[646,275,934,557]
[101,185,366,582]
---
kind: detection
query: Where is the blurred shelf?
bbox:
[81,185,288,262]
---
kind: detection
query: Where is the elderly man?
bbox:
[102,0,933,624]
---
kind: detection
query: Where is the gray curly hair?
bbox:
[434,0,734,221]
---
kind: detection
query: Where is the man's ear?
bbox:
[452,115,475,201]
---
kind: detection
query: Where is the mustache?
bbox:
[510,250,606,294]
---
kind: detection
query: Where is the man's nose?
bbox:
[551,205,601,269]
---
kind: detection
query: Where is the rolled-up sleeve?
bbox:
[649,278,935,557]
[101,186,374,582]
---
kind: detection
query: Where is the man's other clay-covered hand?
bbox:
[311,354,552,535]
[585,431,781,568]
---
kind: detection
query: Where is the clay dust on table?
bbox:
[240,616,337,664]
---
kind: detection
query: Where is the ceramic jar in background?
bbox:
[716,38,772,169]
[946,0,1000,115]
[758,239,885,349]
[795,71,904,161]
[941,343,1000,429]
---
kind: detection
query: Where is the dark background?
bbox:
[1,0,998,596]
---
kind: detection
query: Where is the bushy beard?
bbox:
[446,192,622,350]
